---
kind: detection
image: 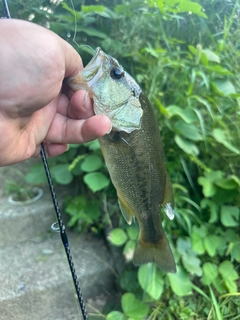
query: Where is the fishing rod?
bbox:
[40,146,88,320]
[1,1,88,319]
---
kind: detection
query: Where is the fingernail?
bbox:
[84,92,92,110]
[106,121,112,134]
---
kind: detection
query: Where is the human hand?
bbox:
[0,19,111,166]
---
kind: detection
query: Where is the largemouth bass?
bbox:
[68,48,176,273]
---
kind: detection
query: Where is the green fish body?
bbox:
[68,48,176,273]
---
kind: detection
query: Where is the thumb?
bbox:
[60,40,83,78]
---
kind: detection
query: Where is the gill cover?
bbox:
[68,47,143,133]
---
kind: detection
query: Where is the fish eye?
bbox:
[110,67,124,80]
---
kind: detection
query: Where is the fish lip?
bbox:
[76,47,106,87]
[68,47,106,91]
[84,47,105,72]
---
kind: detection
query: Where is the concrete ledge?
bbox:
[0,232,115,319]
[0,161,117,319]
[0,189,57,246]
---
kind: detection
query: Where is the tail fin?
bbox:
[133,233,176,273]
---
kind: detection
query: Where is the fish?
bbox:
[68,47,176,273]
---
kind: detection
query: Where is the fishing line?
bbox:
[69,0,79,48]
[1,0,88,318]
[68,0,94,53]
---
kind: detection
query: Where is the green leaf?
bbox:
[51,164,73,185]
[81,154,103,172]
[201,199,218,223]
[201,49,220,63]
[176,237,191,255]
[121,293,149,318]
[212,79,236,96]
[81,6,117,19]
[191,226,207,255]
[69,144,80,149]
[66,195,86,215]
[123,239,136,261]
[77,27,108,39]
[168,268,192,296]
[126,227,139,240]
[86,200,101,220]
[212,129,240,154]
[61,2,82,17]
[115,2,143,14]
[204,65,232,75]
[188,95,213,118]
[175,135,199,155]
[205,170,223,182]
[203,235,220,257]
[108,228,128,246]
[25,165,47,184]
[81,5,105,13]
[165,0,207,18]
[212,275,227,294]
[229,174,240,185]
[166,105,197,123]
[178,1,207,18]
[218,261,238,292]
[216,236,227,256]
[220,205,239,227]
[174,120,202,141]
[198,177,216,197]
[50,22,69,34]
[176,238,202,276]
[215,176,239,190]
[224,279,237,293]
[224,229,239,242]
[213,188,238,206]
[230,242,240,261]
[65,195,96,228]
[106,311,125,320]
[84,139,101,151]
[201,262,218,285]
[188,45,197,55]
[120,270,139,292]
[83,172,109,192]
[138,263,164,300]
[191,236,204,255]
[182,254,202,276]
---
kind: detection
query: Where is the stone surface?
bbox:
[0,189,56,246]
[0,161,117,320]
[0,232,115,320]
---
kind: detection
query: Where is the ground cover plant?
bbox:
[9,0,240,318]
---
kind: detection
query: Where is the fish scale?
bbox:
[99,93,176,272]
[68,48,176,273]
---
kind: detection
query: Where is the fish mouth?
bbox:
[85,47,105,69]
[81,47,105,82]
[67,47,105,92]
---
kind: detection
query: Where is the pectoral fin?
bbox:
[118,194,134,225]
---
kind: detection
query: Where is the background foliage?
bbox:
[6,0,240,319]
